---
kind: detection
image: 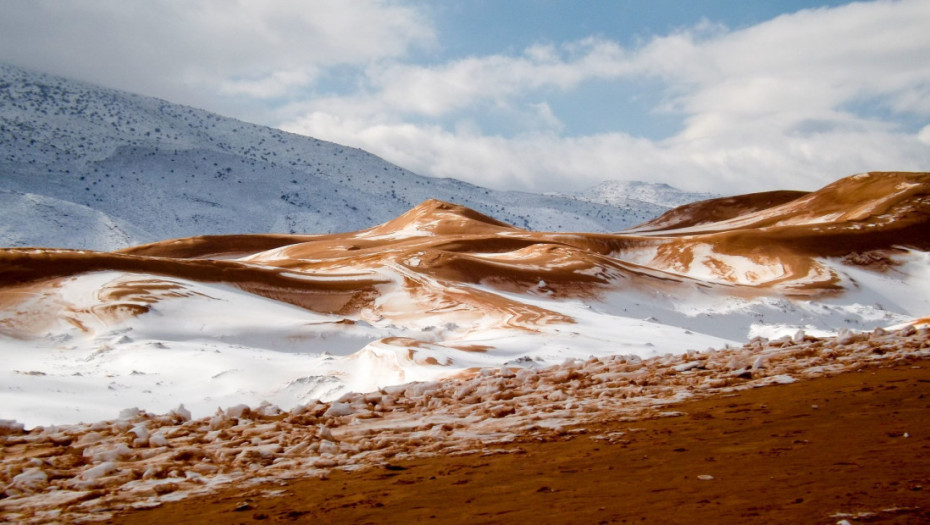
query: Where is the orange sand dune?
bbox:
[630,189,809,232]
[611,172,930,288]
[1,172,928,326]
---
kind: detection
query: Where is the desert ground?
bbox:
[116,352,930,524]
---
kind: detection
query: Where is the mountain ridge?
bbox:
[0,62,697,250]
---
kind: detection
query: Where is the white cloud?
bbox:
[2,0,927,194]
[355,38,632,117]
[220,69,319,99]
[0,0,433,114]
[282,0,930,193]
[285,111,928,193]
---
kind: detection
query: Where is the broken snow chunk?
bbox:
[234,448,266,466]
[234,444,282,466]
[382,384,407,396]
[318,425,336,441]
[184,470,206,483]
[226,404,251,419]
[77,431,104,445]
[792,329,806,343]
[768,374,796,385]
[313,458,338,468]
[85,443,132,463]
[453,384,475,400]
[836,328,862,345]
[0,419,25,435]
[546,390,567,402]
[129,423,149,441]
[673,361,703,373]
[362,391,383,404]
[726,356,748,371]
[255,402,282,417]
[118,407,141,420]
[324,402,355,418]
[318,440,339,455]
[336,392,361,404]
[149,432,169,447]
[405,381,440,398]
[428,424,447,438]
[81,461,118,481]
[12,468,48,491]
[209,412,232,430]
[171,404,192,422]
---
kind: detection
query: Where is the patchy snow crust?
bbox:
[1,324,927,523]
[0,268,730,427]
[1,250,928,427]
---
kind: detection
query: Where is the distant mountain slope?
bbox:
[574,180,718,209]
[0,63,684,249]
[0,189,147,250]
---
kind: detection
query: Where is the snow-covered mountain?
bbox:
[0,63,690,250]
[573,180,718,209]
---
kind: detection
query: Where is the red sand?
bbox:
[116,358,930,524]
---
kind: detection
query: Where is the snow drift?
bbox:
[0,171,928,426]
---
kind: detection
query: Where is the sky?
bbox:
[1,0,929,194]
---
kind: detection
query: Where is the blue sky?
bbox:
[430,1,854,56]
[1,0,928,193]
[426,1,857,139]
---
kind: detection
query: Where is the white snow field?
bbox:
[2,241,926,428]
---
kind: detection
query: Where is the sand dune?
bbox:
[5,172,927,300]
[0,172,928,423]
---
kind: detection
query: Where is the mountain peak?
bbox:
[573,179,718,209]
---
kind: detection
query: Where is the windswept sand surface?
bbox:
[118,354,930,525]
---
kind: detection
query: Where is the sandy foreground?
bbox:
[116,357,930,525]
[2,324,928,523]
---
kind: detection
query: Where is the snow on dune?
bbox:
[1,172,929,429]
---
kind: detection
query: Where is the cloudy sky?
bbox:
[1,0,929,193]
